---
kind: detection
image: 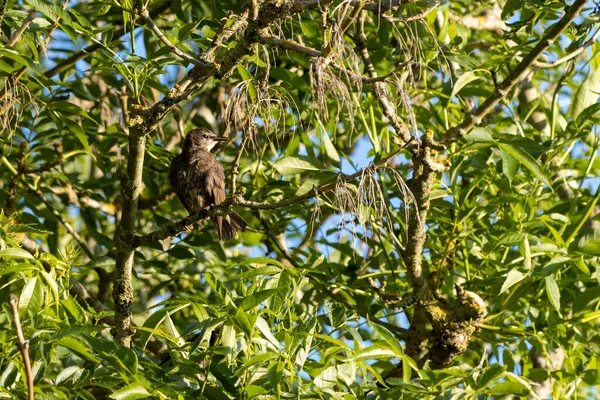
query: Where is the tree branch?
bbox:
[134,148,405,247]
[9,295,34,400]
[258,34,323,57]
[355,10,412,143]
[7,9,35,47]
[138,7,210,68]
[29,187,96,260]
[229,131,250,196]
[383,1,438,23]
[442,0,588,144]
[43,2,170,78]
[112,127,146,346]
[535,26,600,68]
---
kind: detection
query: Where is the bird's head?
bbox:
[184,128,227,152]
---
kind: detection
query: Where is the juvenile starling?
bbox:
[169,128,247,241]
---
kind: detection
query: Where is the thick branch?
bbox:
[442,0,588,144]
[112,127,146,346]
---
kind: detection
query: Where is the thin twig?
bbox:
[535,26,600,68]
[442,0,588,144]
[229,132,250,195]
[0,0,9,26]
[9,295,34,400]
[139,8,211,68]
[7,9,36,47]
[42,0,70,50]
[383,1,438,23]
[135,148,405,247]
[259,32,412,84]
[204,11,249,62]
[259,34,323,57]
[29,187,96,260]
[355,10,412,143]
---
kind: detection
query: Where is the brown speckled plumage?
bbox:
[169,128,246,241]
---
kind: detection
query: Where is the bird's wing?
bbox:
[205,162,227,206]
[205,163,227,240]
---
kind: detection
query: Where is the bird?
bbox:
[169,127,247,241]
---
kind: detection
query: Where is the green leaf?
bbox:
[489,381,529,396]
[56,366,84,386]
[569,65,600,119]
[255,316,279,349]
[349,345,397,361]
[109,383,151,400]
[320,126,340,164]
[368,318,403,356]
[0,248,34,259]
[237,64,252,80]
[163,312,185,347]
[273,157,320,175]
[270,67,309,91]
[575,238,600,256]
[499,149,518,183]
[64,119,91,153]
[57,337,99,363]
[240,257,285,269]
[476,364,506,390]
[500,270,527,294]
[572,256,591,275]
[450,71,480,99]
[234,307,254,337]
[566,189,600,245]
[545,276,561,315]
[239,289,280,311]
[19,277,44,316]
[498,143,551,187]
[0,48,35,68]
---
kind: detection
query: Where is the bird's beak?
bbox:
[212,136,228,142]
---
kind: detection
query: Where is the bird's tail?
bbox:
[213,211,247,241]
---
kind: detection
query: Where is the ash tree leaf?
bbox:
[575,238,600,256]
[368,318,403,356]
[349,345,397,361]
[498,143,551,187]
[255,316,279,349]
[569,65,600,119]
[545,276,561,315]
[57,337,99,363]
[19,277,44,316]
[499,148,518,183]
[109,383,151,400]
[240,289,280,311]
[64,119,91,153]
[273,157,320,175]
[450,71,481,100]
[500,269,527,294]
[489,381,529,396]
[0,248,33,259]
[234,307,254,337]
[572,256,591,275]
